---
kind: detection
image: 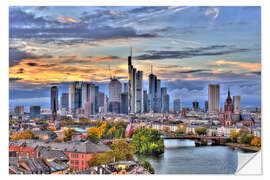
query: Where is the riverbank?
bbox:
[225,143,260,152]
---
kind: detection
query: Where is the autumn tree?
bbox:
[64,128,76,141]
[229,129,239,143]
[11,130,39,141]
[195,126,207,136]
[251,136,261,148]
[239,127,249,137]
[162,126,169,132]
[87,127,100,143]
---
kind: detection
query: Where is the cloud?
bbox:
[215,60,261,71]
[135,45,249,60]
[178,69,211,74]
[57,16,82,24]
[205,7,220,20]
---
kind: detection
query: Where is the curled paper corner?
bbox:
[236,150,262,175]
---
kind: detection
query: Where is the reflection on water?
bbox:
[136,139,254,174]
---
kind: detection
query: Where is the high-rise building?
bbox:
[124,83,128,93]
[148,73,157,112]
[204,101,208,112]
[208,84,220,112]
[128,49,136,114]
[109,78,122,114]
[192,101,199,111]
[154,79,161,113]
[51,86,58,120]
[69,82,97,116]
[173,98,181,113]
[95,86,99,113]
[30,106,40,119]
[135,71,143,113]
[143,90,148,113]
[69,82,82,113]
[60,93,68,111]
[98,92,105,108]
[233,96,241,114]
[14,106,24,116]
[161,87,167,113]
[120,92,128,114]
[162,94,170,113]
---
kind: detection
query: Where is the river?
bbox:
[135,139,255,174]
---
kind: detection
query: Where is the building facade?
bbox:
[208,84,220,112]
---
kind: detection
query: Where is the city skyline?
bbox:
[9,6,261,109]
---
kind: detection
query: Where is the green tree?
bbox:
[229,129,239,143]
[240,134,255,144]
[64,128,76,141]
[195,126,207,136]
[131,127,164,155]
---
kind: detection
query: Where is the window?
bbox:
[75,160,79,165]
[71,160,74,164]
[82,161,84,165]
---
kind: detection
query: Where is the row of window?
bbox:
[70,153,84,158]
[70,160,85,166]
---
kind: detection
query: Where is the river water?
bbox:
[136,139,255,174]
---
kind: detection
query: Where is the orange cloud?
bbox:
[215,60,261,71]
[57,16,81,23]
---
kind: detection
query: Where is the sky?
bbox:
[9,6,261,110]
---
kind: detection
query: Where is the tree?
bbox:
[195,127,207,136]
[240,134,254,144]
[239,127,249,137]
[47,127,56,131]
[11,130,39,141]
[140,160,155,174]
[131,127,164,155]
[251,136,261,148]
[87,127,100,143]
[64,128,76,141]
[229,129,239,143]
[111,140,136,161]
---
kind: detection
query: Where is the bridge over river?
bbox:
[163,136,226,145]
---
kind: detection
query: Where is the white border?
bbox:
[2,0,270,180]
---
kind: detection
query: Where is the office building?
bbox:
[109,78,122,113]
[51,86,58,120]
[120,92,128,114]
[162,94,170,113]
[192,101,199,111]
[124,83,128,93]
[204,101,208,112]
[173,98,181,113]
[208,84,220,112]
[14,106,24,116]
[233,96,241,114]
[95,86,99,113]
[148,73,157,112]
[60,93,69,111]
[30,106,41,119]
[128,49,136,114]
[143,90,148,113]
[135,71,143,113]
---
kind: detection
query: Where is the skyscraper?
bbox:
[128,49,136,114]
[173,98,181,113]
[135,71,143,113]
[109,78,122,113]
[233,96,241,114]
[154,79,161,113]
[204,101,208,112]
[161,87,167,109]
[162,94,170,113]
[208,84,220,112]
[143,90,148,113]
[95,86,99,113]
[30,106,40,120]
[69,82,82,113]
[60,93,69,111]
[192,101,199,111]
[124,83,128,93]
[51,86,58,120]
[148,73,157,112]
[120,92,128,114]
[14,106,24,116]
